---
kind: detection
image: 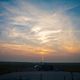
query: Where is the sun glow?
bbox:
[39,49,49,55]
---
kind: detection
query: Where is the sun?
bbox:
[39,49,49,55]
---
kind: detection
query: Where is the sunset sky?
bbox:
[0,0,80,62]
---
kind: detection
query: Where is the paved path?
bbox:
[0,71,80,80]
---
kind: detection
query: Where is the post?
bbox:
[41,53,44,64]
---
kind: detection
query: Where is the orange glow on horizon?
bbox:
[62,43,80,53]
[0,43,53,55]
[0,42,80,58]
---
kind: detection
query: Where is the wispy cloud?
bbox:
[0,0,79,47]
[0,0,80,62]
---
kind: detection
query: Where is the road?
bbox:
[0,71,80,80]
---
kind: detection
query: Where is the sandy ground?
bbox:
[0,71,80,80]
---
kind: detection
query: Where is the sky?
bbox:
[0,0,80,62]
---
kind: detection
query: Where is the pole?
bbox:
[40,52,44,80]
[41,54,44,64]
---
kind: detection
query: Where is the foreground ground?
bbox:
[0,62,80,75]
[0,62,80,80]
[0,71,80,80]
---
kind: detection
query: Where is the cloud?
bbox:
[0,42,54,55]
[0,0,80,62]
[10,16,32,25]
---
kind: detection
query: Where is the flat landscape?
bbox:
[0,71,80,80]
[0,62,80,75]
[0,62,80,80]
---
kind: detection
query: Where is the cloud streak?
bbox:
[0,0,80,62]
